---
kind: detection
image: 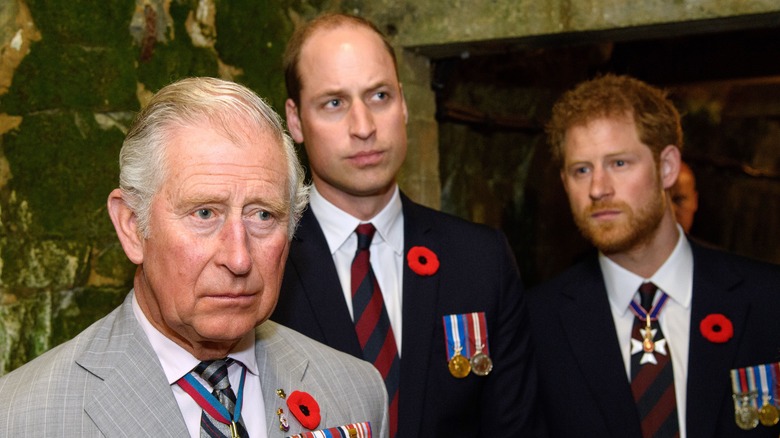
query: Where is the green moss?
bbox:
[2,42,139,113]
[2,0,138,114]
[3,111,123,240]
[0,290,52,373]
[0,287,126,374]
[50,287,126,348]
[136,2,219,92]
[91,241,136,286]
[26,0,136,46]
[215,0,294,111]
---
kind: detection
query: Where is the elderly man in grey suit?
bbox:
[0,77,388,437]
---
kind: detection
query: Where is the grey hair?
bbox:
[118,77,309,239]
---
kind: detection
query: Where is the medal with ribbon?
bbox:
[629,292,670,365]
[757,363,779,426]
[731,362,780,429]
[444,312,492,378]
[466,312,493,376]
[730,366,760,430]
[178,365,247,438]
[444,314,471,378]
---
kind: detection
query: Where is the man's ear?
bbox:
[285,98,304,144]
[659,145,681,190]
[107,188,144,265]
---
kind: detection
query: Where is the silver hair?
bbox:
[118,77,309,239]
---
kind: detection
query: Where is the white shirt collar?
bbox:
[309,184,404,256]
[131,291,259,384]
[602,224,694,316]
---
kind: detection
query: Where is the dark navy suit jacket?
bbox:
[528,241,780,437]
[272,193,540,437]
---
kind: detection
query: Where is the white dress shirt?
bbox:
[309,184,405,354]
[132,294,268,438]
[601,224,693,438]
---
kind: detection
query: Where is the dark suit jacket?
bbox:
[272,193,539,437]
[528,240,780,437]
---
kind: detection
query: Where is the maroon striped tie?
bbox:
[630,282,680,438]
[351,223,400,438]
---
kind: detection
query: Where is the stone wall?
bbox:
[0,0,297,375]
[1,0,779,374]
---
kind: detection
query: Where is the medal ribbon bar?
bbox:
[285,421,372,438]
[466,312,490,356]
[443,314,469,360]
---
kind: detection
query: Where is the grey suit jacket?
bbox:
[0,292,389,437]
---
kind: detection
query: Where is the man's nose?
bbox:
[349,100,376,140]
[220,218,252,275]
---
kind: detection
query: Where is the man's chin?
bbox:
[581,225,634,254]
[194,316,259,342]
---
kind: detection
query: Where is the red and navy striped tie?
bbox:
[630,282,679,438]
[351,223,400,438]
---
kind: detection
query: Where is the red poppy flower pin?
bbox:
[286,390,321,430]
[407,246,440,276]
[699,313,733,344]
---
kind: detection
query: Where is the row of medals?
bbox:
[645,319,780,432]
[734,391,780,430]
[448,346,493,378]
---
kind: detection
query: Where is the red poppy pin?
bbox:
[286,390,321,430]
[699,313,734,344]
[407,246,440,276]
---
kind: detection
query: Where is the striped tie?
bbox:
[630,282,679,438]
[195,359,249,438]
[351,223,400,438]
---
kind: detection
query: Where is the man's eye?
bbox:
[195,209,213,219]
[324,99,341,108]
[615,160,626,167]
[258,210,272,221]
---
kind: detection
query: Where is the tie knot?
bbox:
[356,223,376,250]
[195,358,232,391]
[638,282,658,311]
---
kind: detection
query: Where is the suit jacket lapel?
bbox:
[398,195,441,435]
[559,257,642,437]
[257,322,309,436]
[79,293,188,437]
[288,209,362,357]
[686,243,748,438]
[257,322,352,436]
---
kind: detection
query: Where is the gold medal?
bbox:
[733,393,760,430]
[449,350,471,378]
[470,351,493,376]
[642,316,655,353]
[758,403,780,426]
[735,405,759,430]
